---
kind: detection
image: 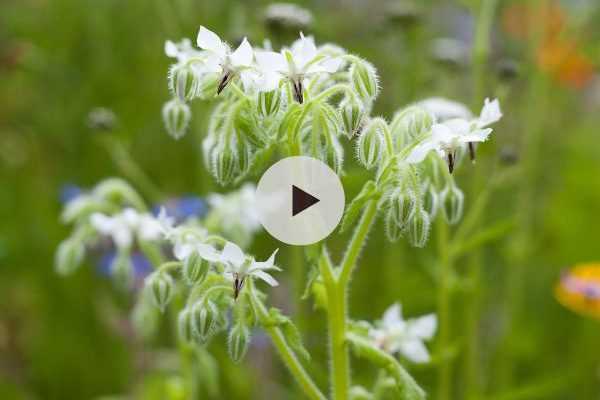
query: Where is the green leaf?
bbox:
[340,180,378,233]
[266,308,310,360]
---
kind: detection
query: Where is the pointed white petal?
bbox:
[399,339,430,363]
[90,213,113,233]
[382,303,403,327]
[255,50,287,72]
[477,98,502,128]
[459,128,493,143]
[407,314,437,340]
[220,241,245,266]
[252,270,279,286]
[230,37,253,67]
[196,243,221,263]
[405,140,438,164]
[197,26,227,58]
[174,242,194,261]
[165,40,178,57]
[306,57,342,74]
[294,34,317,70]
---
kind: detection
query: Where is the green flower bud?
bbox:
[384,209,403,242]
[441,184,464,225]
[257,89,282,118]
[228,322,251,363]
[111,249,134,289]
[162,99,191,140]
[388,188,416,229]
[54,238,85,275]
[350,59,379,101]
[234,136,253,177]
[131,297,160,340]
[234,105,266,147]
[324,136,344,174]
[340,96,365,138]
[183,252,209,285]
[192,300,221,342]
[407,207,430,248]
[349,386,372,400]
[145,271,175,312]
[356,121,384,169]
[211,145,238,186]
[196,71,219,100]
[423,184,439,219]
[169,64,199,102]
[177,308,195,343]
[390,105,433,147]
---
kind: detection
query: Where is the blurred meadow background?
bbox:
[1,0,600,399]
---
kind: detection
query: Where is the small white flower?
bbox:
[255,33,342,102]
[418,97,473,122]
[196,26,254,94]
[90,208,162,249]
[165,38,203,64]
[219,241,280,297]
[406,98,502,172]
[369,303,437,363]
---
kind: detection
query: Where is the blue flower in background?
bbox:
[97,250,153,288]
[153,196,208,222]
[59,184,82,204]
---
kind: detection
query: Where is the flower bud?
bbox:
[423,184,439,219]
[195,71,219,100]
[388,188,416,229]
[441,184,464,225]
[211,145,238,186]
[228,322,251,363]
[55,238,85,275]
[162,99,191,140]
[350,59,379,101]
[340,97,365,138]
[324,136,344,174]
[356,121,384,169]
[183,252,209,285]
[169,64,198,102]
[131,298,160,340]
[234,105,266,147]
[178,308,196,343]
[145,271,175,312]
[390,106,433,146]
[257,89,282,118]
[384,209,403,242]
[234,136,253,177]
[407,207,430,248]
[111,250,134,289]
[192,300,221,342]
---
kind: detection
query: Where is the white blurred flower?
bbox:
[369,303,437,363]
[219,241,280,297]
[196,26,254,94]
[255,33,342,101]
[90,208,162,249]
[419,97,473,122]
[165,38,204,64]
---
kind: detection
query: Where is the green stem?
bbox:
[472,0,499,106]
[437,220,452,400]
[248,289,326,400]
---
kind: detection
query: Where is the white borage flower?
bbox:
[418,97,473,122]
[90,208,162,249]
[196,26,254,94]
[406,98,502,172]
[255,32,343,102]
[219,241,280,298]
[165,38,204,64]
[369,303,437,364]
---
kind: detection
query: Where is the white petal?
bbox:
[220,241,245,266]
[430,123,454,141]
[419,97,473,122]
[113,224,133,249]
[407,314,437,340]
[249,249,281,272]
[90,213,113,233]
[382,303,403,327]
[174,242,194,261]
[405,140,438,164]
[294,33,317,70]
[306,57,342,74]
[399,339,430,363]
[477,98,502,128]
[196,26,227,58]
[196,243,221,263]
[255,50,287,72]
[165,40,178,57]
[230,37,253,67]
[252,270,279,286]
[459,128,493,143]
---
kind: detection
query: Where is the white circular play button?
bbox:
[255,156,345,246]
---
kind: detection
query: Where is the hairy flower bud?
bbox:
[408,207,430,248]
[196,71,219,100]
[350,59,379,101]
[183,252,210,285]
[192,300,221,342]
[178,308,196,343]
[211,145,238,186]
[356,121,384,169]
[228,322,251,363]
[423,184,439,219]
[234,105,266,147]
[55,238,85,275]
[441,184,464,225]
[390,106,433,147]
[388,188,416,229]
[340,96,365,138]
[162,99,191,140]
[146,271,175,312]
[169,63,198,102]
[111,250,134,289]
[384,209,403,242]
[324,136,344,174]
[257,89,282,118]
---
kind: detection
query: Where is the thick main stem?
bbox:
[327,200,379,400]
[437,221,452,400]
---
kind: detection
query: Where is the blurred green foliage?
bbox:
[1,0,600,399]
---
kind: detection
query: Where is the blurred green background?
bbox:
[1,0,600,399]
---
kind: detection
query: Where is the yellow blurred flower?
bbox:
[555,263,600,320]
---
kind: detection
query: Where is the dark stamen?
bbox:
[217,71,232,95]
[233,274,245,300]
[293,80,304,104]
[447,152,455,174]
[468,142,476,163]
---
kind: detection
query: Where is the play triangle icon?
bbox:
[292,185,320,216]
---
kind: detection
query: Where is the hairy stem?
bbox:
[437,221,452,400]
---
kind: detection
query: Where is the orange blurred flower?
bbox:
[555,263,600,320]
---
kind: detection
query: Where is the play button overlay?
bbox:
[256,156,345,245]
[292,185,320,216]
